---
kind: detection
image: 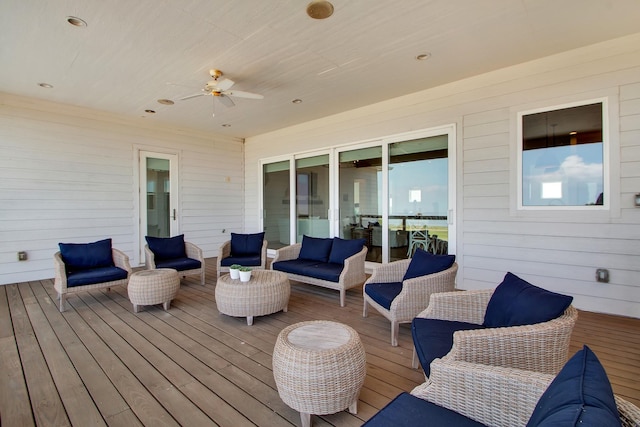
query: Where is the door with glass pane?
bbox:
[337,146,382,262]
[263,160,291,250]
[296,154,330,242]
[139,151,178,257]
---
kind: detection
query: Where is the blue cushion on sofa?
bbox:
[365,282,403,310]
[328,237,366,265]
[526,345,621,427]
[363,392,486,427]
[59,238,114,272]
[145,235,186,261]
[66,266,127,287]
[230,232,264,256]
[155,257,201,272]
[483,272,573,328]
[272,259,343,283]
[412,318,486,376]
[298,235,334,262]
[403,248,455,281]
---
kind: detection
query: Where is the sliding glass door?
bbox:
[295,154,330,242]
[263,160,290,250]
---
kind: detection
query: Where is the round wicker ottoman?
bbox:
[215,270,290,326]
[128,268,180,313]
[272,320,367,427]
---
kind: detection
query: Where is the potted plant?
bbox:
[239,266,252,282]
[229,264,241,280]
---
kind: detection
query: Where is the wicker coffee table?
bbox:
[272,320,367,427]
[128,268,180,313]
[215,270,290,326]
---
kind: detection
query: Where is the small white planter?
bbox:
[229,268,240,280]
[239,270,252,282]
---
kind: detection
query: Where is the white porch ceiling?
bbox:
[1,0,639,138]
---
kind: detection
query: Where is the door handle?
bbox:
[172,209,176,220]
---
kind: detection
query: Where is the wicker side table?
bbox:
[128,268,180,313]
[273,320,367,427]
[215,270,290,326]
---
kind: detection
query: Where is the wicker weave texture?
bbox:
[215,270,289,319]
[128,268,179,308]
[144,241,205,285]
[216,239,268,277]
[273,320,367,416]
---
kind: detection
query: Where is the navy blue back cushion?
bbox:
[230,232,264,256]
[145,235,186,261]
[363,392,485,427]
[527,346,621,427]
[403,248,455,281]
[483,272,573,328]
[298,235,333,262]
[328,237,366,265]
[59,238,114,272]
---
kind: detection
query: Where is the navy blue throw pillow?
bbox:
[403,248,455,281]
[230,232,265,256]
[328,237,366,265]
[527,346,621,427]
[145,234,186,261]
[483,272,573,328]
[59,238,114,271]
[298,235,334,262]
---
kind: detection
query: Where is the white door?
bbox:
[139,151,179,259]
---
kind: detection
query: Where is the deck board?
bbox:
[1,258,639,426]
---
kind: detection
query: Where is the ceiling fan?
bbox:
[179,69,263,112]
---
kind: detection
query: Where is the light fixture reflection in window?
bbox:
[542,182,562,199]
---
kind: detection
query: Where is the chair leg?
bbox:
[363,300,368,317]
[58,293,65,312]
[200,270,205,286]
[391,321,399,347]
[411,347,420,369]
[340,290,346,307]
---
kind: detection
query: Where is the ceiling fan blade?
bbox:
[218,94,235,108]
[224,90,264,99]
[180,92,206,101]
[215,78,235,91]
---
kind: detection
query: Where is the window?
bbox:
[519,101,606,208]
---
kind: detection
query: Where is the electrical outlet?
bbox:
[18,251,28,261]
[595,268,609,283]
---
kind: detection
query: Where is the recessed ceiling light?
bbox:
[416,53,431,61]
[157,99,174,105]
[38,83,53,89]
[144,109,156,114]
[292,99,303,104]
[66,16,87,27]
[306,1,334,19]
[222,124,231,127]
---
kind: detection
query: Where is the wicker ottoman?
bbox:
[273,320,367,427]
[128,268,180,313]
[215,270,290,326]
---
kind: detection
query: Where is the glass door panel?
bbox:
[146,157,171,237]
[389,135,449,261]
[263,160,291,250]
[338,146,382,262]
[296,155,330,242]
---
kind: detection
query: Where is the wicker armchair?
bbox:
[365,357,640,427]
[54,248,131,312]
[363,260,458,346]
[216,238,268,278]
[145,241,205,285]
[412,289,578,376]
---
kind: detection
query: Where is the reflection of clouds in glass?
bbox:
[533,155,602,182]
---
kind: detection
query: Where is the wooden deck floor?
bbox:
[1,259,639,426]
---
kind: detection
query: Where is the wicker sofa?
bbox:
[271,236,367,307]
[411,273,578,377]
[365,347,640,426]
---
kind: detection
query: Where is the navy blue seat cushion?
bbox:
[365,282,403,310]
[230,232,265,256]
[272,259,343,282]
[59,238,114,273]
[155,257,201,272]
[412,318,486,376]
[403,248,455,281]
[328,237,366,265]
[298,235,334,262]
[220,254,262,267]
[483,272,573,328]
[363,392,486,427]
[145,235,186,261]
[527,345,621,427]
[66,266,128,287]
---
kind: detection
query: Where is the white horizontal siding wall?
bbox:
[0,95,243,285]
[245,33,640,318]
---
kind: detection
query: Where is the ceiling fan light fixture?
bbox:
[307,1,334,19]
